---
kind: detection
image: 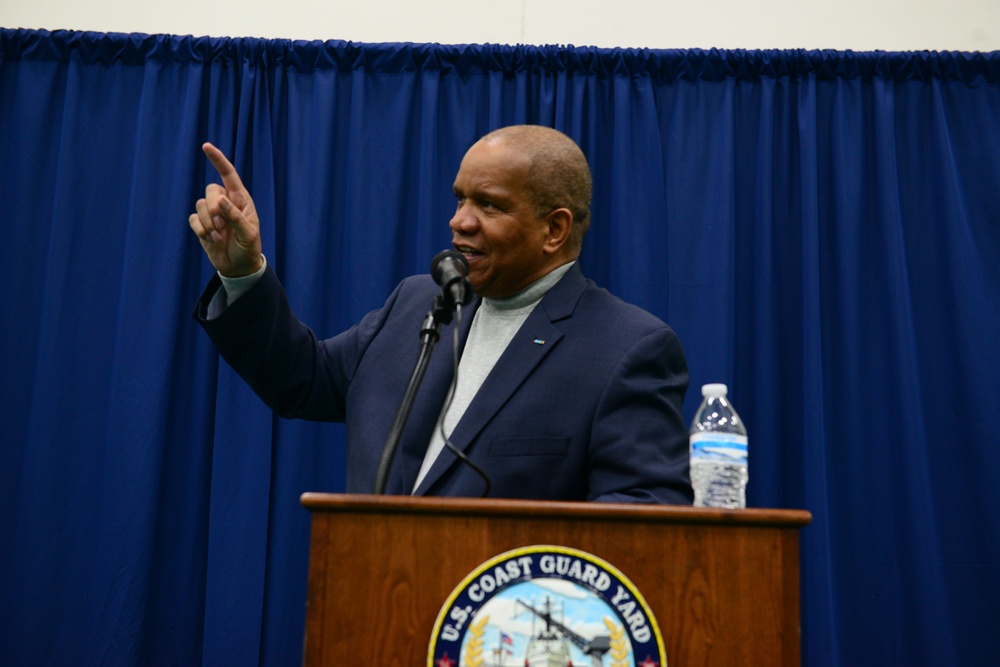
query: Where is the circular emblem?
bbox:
[428,545,666,667]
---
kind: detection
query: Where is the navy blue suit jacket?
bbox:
[195,262,692,504]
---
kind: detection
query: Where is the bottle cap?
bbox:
[701,383,728,397]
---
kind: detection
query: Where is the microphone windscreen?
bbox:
[430,249,469,285]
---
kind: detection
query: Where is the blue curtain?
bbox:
[1,28,998,666]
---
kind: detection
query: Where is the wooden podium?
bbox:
[301,493,810,666]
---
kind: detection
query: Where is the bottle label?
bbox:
[690,432,748,465]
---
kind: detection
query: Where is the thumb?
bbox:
[219,195,259,247]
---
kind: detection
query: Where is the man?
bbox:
[190,125,692,503]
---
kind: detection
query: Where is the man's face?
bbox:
[449,139,555,299]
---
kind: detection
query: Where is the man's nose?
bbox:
[449,205,478,234]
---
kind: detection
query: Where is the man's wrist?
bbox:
[219,253,264,279]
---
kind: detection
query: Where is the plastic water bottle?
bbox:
[689,383,749,508]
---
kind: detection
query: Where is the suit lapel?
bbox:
[412,263,587,496]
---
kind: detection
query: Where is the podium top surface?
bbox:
[300,493,812,527]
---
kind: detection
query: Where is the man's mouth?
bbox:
[455,244,484,260]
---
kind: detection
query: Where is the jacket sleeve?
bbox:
[193,264,403,422]
[586,324,694,505]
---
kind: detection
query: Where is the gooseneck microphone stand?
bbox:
[372,292,457,495]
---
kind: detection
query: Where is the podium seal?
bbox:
[428,545,666,667]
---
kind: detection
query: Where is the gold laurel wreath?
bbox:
[603,617,629,667]
[463,614,490,667]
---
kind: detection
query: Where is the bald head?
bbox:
[477,126,593,253]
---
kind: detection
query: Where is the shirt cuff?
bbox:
[220,255,267,306]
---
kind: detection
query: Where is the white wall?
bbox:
[2,0,998,51]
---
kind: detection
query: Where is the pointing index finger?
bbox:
[202,142,246,193]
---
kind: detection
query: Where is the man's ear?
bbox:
[543,208,573,254]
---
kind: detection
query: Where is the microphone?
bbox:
[431,249,473,309]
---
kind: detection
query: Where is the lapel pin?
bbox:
[533,339,546,345]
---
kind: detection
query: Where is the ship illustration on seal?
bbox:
[517,596,610,667]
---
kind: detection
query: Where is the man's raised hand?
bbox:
[188,143,263,277]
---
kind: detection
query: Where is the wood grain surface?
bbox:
[301,494,811,666]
